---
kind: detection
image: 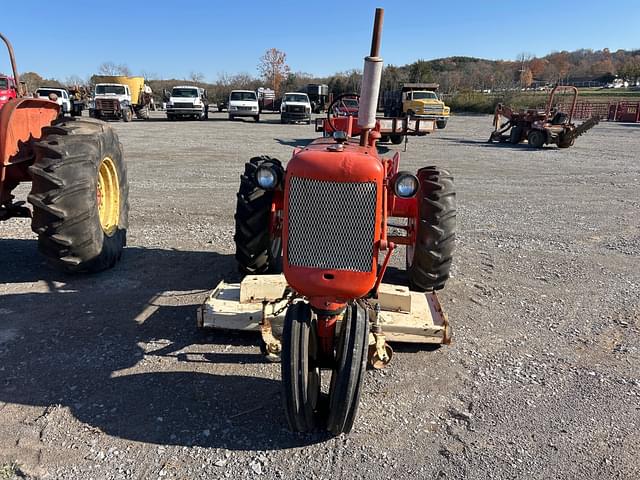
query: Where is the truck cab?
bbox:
[34,87,71,115]
[0,76,18,110]
[280,92,312,124]
[403,90,450,129]
[166,85,208,120]
[90,83,133,121]
[228,90,260,122]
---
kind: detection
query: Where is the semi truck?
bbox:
[381,83,450,129]
[89,75,153,121]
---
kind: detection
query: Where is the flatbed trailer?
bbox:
[315,115,435,145]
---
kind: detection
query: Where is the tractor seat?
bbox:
[550,111,569,125]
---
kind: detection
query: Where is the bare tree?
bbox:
[189,71,205,84]
[257,48,290,96]
[97,62,131,76]
[65,74,84,87]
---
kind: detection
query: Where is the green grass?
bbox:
[446,89,640,114]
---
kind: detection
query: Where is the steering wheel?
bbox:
[326,93,360,135]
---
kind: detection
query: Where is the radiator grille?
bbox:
[96,98,119,110]
[287,177,377,272]
[173,102,194,108]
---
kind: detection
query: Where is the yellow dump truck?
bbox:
[381,83,450,129]
[89,75,153,121]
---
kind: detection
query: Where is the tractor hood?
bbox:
[282,137,384,301]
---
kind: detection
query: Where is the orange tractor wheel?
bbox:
[28,117,129,272]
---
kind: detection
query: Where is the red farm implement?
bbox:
[489,85,599,148]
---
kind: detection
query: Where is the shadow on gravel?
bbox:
[0,240,326,450]
[437,137,537,149]
[274,138,313,148]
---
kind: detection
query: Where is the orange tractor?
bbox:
[231,9,456,434]
[0,33,128,272]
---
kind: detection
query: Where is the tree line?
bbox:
[6,47,640,101]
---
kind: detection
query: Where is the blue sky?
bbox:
[2,0,639,82]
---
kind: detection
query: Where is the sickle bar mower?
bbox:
[198,8,456,435]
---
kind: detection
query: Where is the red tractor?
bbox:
[233,9,456,434]
[489,85,599,148]
[0,33,128,272]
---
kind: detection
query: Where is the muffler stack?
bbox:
[357,8,384,144]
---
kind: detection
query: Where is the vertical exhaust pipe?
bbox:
[0,33,21,96]
[358,8,384,146]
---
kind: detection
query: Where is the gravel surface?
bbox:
[0,112,638,479]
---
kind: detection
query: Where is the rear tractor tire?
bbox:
[28,117,129,273]
[407,166,456,291]
[234,156,284,274]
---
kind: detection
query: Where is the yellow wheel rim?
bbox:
[97,157,120,236]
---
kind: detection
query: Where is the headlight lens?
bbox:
[230,105,237,110]
[255,166,277,190]
[252,106,258,111]
[0,95,7,101]
[394,172,419,198]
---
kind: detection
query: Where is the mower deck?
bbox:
[197,274,450,346]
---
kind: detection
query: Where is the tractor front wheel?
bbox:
[281,301,322,432]
[509,126,523,144]
[326,302,369,435]
[407,166,456,291]
[234,156,283,274]
[28,117,128,273]
[436,120,447,129]
[527,129,545,148]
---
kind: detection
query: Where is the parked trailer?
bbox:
[609,101,640,123]
[553,100,640,123]
[303,83,329,113]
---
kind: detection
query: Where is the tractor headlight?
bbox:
[393,172,419,198]
[255,166,278,190]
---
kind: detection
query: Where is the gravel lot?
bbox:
[0,112,638,479]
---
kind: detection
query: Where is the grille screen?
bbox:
[287,177,377,272]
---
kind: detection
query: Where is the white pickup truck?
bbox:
[280,92,312,124]
[166,85,209,120]
[228,90,260,122]
[34,87,71,115]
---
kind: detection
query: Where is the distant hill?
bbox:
[375,48,640,93]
